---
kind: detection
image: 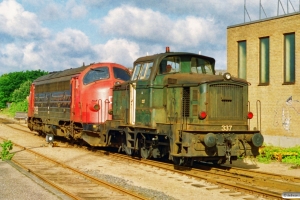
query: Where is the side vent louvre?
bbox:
[182,87,190,117]
[192,90,198,101]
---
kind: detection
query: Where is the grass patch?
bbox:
[0,101,28,118]
[257,144,300,168]
[0,140,14,161]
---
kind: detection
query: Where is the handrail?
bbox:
[256,100,261,131]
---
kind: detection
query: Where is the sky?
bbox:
[0,0,298,74]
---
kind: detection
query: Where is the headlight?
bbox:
[223,72,231,80]
[89,102,100,112]
[46,134,54,143]
[93,104,100,111]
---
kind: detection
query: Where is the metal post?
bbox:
[259,0,261,19]
[244,0,246,22]
[278,0,280,15]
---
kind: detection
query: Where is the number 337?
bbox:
[222,125,232,131]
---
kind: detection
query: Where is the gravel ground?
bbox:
[1,116,299,200]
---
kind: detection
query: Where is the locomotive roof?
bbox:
[134,52,215,65]
[33,65,88,85]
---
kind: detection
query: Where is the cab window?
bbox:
[159,56,180,74]
[83,67,109,85]
[131,62,153,80]
[191,57,213,74]
[113,67,130,81]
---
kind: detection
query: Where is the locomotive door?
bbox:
[129,82,136,125]
[70,76,80,122]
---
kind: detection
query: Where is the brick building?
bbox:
[227,13,300,147]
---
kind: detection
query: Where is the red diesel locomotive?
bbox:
[27,62,130,140]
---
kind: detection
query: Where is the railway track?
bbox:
[0,118,146,200]
[1,117,300,199]
[0,137,147,200]
[98,153,300,200]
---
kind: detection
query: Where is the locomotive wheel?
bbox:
[173,157,193,166]
[140,147,151,159]
[122,143,132,156]
[173,156,184,166]
[211,158,226,165]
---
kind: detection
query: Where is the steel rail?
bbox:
[11,158,81,200]
[0,136,147,200]
[99,153,297,200]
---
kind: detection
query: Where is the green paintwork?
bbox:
[108,51,262,164]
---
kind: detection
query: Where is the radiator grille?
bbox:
[209,84,244,120]
[182,87,190,117]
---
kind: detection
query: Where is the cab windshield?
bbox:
[190,57,214,74]
[83,67,109,85]
[131,62,153,81]
[113,67,130,81]
[159,55,214,75]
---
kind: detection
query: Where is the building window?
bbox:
[284,33,295,84]
[238,41,247,79]
[259,37,270,85]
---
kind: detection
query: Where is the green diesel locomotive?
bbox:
[82,48,264,166]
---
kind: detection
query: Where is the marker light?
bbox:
[247,112,253,119]
[89,103,100,112]
[166,46,170,53]
[199,111,207,120]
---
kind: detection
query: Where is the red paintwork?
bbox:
[73,63,125,124]
[28,84,35,118]
[28,62,128,125]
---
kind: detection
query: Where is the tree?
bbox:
[0,70,48,108]
[11,80,32,102]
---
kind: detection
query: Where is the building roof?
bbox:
[227,12,300,29]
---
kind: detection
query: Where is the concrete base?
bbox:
[263,135,300,148]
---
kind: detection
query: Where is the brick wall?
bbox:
[227,13,300,146]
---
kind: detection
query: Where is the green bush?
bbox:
[258,144,300,168]
[0,70,47,109]
[0,140,14,160]
[1,101,28,118]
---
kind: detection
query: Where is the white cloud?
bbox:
[0,28,95,73]
[0,0,49,39]
[40,2,64,20]
[93,39,141,67]
[39,0,87,20]
[66,0,87,19]
[0,43,23,69]
[97,6,221,47]
[22,43,44,69]
[53,28,91,53]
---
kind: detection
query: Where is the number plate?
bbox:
[221,125,232,131]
